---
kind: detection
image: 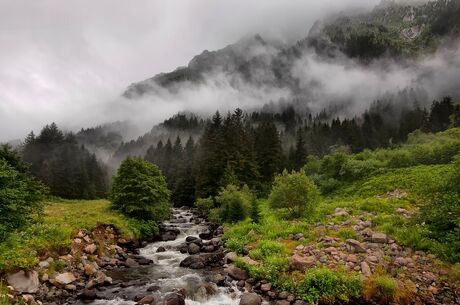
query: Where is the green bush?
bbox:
[216,184,254,223]
[195,197,214,214]
[268,170,320,219]
[298,267,362,304]
[0,158,47,241]
[109,158,171,222]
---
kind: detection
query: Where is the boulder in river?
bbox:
[188,243,201,254]
[157,246,166,252]
[161,231,177,241]
[7,270,39,293]
[199,229,213,240]
[180,255,205,269]
[162,292,185,305]
[239,293,262,305]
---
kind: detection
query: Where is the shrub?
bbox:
[0,158,47,241]
[195,197,214,214]
[216,184,254,223]
[298,267,362,304]
[363,273,398,304]
[109,158,171,221]
[268,170,320,219]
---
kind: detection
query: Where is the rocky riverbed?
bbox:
[4,208,277,305]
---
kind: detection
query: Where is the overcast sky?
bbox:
[0,0,380,141]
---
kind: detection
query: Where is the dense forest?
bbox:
[21,123,108,199]
[140,97,460,205]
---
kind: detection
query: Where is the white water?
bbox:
[91,209,241,305]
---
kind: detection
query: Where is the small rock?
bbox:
[157,246,166,252]
[84,263,98,276]
[38,261,49,268]
[84,243,97,254]
[361,262,372,277]
[370,233,387,244]
[79,289,96,300]
[55,272,76,285]
[224,265,248,281]
[239,293,262,305]
[224,252,238,264]
[333,208,349,217]
[275,301,290,305]
[346,254,358,263]
[125,258,139,268]
[394,257,408,266]
[346,239,366,253]
[138,258,153,265]
[65,284,77,291]
[22,294,35,303]
[261,283,272,292]
[7,270,39,293]
[278,291,289,299]
[289,255,316,271]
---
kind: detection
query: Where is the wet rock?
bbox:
[224,265,248,280]
[163,292,185,305]
[147,285,161,292]
[188,243,201,255]
[185,236,202,246]
[7,270,39,293]
[346,239,366,253]
[138,295,155,304]
[196,283,218,300]
[210,273,226,286]
[214,226,224,236]
[138,258,153,265]
[180,255,205,269]
[176,243,188,253]
[239,293,262,305]
[202,245,215,252]
[125,258,139,267]
[200,252,225,266]
[199,229,213,240]
[370,233,387,244]
[55,272,76,285]
[157,246,166,252]
[79,289,97,300]
[289,255,316,271]
[161,231,177,241]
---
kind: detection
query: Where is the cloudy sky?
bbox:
[0,0,383,141]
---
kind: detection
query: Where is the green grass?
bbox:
[0,199,135,274]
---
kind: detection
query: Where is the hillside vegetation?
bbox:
[0,199,135,274]
[220,128,460,304]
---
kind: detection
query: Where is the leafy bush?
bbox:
[298,267,362,304]
[268,170,320,219]
[363,273,399,304]
[195,197,214,214]
[216,184,254,223]
[109,158,171,221]
[0,158,47,241]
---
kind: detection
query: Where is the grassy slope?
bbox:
[224,129,460,302]
[0,199,134,273]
